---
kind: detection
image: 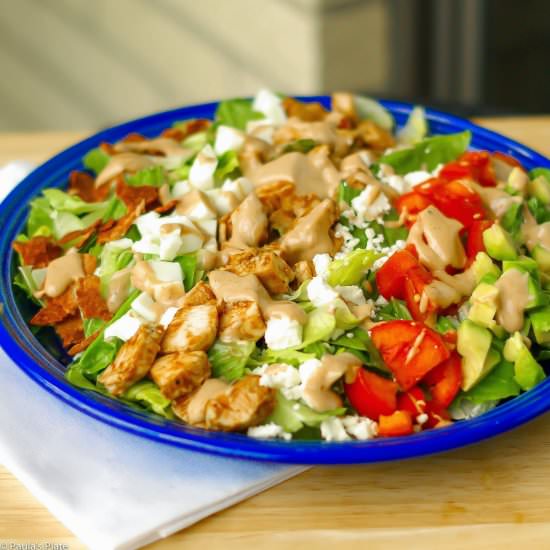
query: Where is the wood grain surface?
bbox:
[1,117,550,550]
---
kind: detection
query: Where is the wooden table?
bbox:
[2,117,550,550]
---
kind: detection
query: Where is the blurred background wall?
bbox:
[0,0,548,131]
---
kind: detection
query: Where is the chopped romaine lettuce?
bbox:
[301,307,336,348]
[253,348,317,368]
[379,131,471,174]
[123,380,173,418]
[397,106,428,145]
[83,147,110,175]
[529,167,550,180]
[283,139,317,154]
[215,98,264,130]
[126,166,165,187]
[175,253,199,291]
[327,249,379,286]
[435,316,459,334]
[208,340,256,381]
[267,391,346,433]
[458,360,520,404]
[375,298,412,321]
[338,181,361,205]
[214,150,241,184]
[353,95,394,130]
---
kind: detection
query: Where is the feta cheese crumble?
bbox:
[247,423,292,441]
[264,316,303,350]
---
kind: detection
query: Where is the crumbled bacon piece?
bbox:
[115,177,158,210]
[12,237,62,268]
[68,171,110,203]
[54,314,85,348]
[97,200,144,244]
[154,200,178,214]
[68,330,100,356]
[30,285,78,326]
[75,275,111,321]
[58,221,101,249]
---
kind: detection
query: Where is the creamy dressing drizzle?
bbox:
[522,207,550,252]
[42,253,85,298]
[208,270,307,324]
[227,193,268,249]
[422,267,476,310]
[302,352,361,412]
[495,268,530,333]
[107,266,132,312]
[184,379,229,425]
[131,261,185,309]
[96,153,155,187]
[407,206,466,270]
[466,180,522,219]
[280,199,336,264]
[114,137,191,158]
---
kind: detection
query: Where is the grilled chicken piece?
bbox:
[172,378,229,425]
[182,281,216,307]
[223,249,294,294]
[99,325,163,396]
[294,260,314,286]
[150,351,211,400]
[218,300,266,342]
[204,375,276,432]
[161,303,218,354]
[256,180,295,213]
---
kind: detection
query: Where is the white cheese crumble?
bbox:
[334,285,366,305]
[320,417,351,442]
[312,253,332,278]
[341,416,378,440]
[404,170,433,188]
[264,316,303,350]
[307,276,339,307]
[247,423,292,441]
[351,186,391,222]
[254,363,302,400]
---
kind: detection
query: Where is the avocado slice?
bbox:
[471,252,501,285]
[528,174,550,205]
[483,224,518,261]
[501,258,546,309]
[457,320,494,391]
[532,245,550,273]
[530,306,550,345]
[468,283,499,329]
[505,167,529,196]
[503,332,546,390]
[502,257,539,276]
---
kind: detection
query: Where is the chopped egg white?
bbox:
[189,145,218,190]
[195,218,217,238]
[148,260,182,283]
[252,89,287,126]
[104,311,144,342]
[132,236,161,256]
[205,189,239,215]
[160,306,180,328]
[158,229,183,261]
[264,316,303,350]
[131,292,159,323]
[214,125,245,155]
[221,177,253,201]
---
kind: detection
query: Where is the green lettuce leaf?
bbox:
[267,391,346,433]
[379,131,471,174]
[283,139,317,154]
[375,298,412,321]
[254,348,317,368]
[338,181,361,205]
[353,95,394,130]
[96,240,134,295]
[175,253,199,291]
[42,189,109,215]
[301,307,336,347]
[527,196,550,224]
[327,249,379,286]
[215,98,264,130]
[83,147,110,174]
[435,315,459,334]
[208,340,256,381]
[332,328,389,373]
[122,380,173,418]
[214,150,241,184]
[397,106,428,144]
[27,197,54,237]
[126,166,165,187]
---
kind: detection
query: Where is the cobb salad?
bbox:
[12,90,550,442]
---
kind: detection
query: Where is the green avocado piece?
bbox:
[530,306,550,345]
[501,260,545,310]
[528,175,550,205]
[532,245,550,273]
[503,332,546,390]
[457,320,494,391]
[502,257,539,276]
[483,225,518,261]
[471,252,501,285]
[468,283,499,329]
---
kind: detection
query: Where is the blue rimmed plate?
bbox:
[1,97,549,464]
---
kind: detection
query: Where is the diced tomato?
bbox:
[404,265,436,323]
[378,410,414,437]
[423,352,463,408]
[492,151,523,169]
[375,249,420,300]
[440,151,496,187]
[370,320,451,390]
[395,191,432,227]
[396,386,427,416]
[428,180,487,230]
[424,403,451,429]
[344,368,398,420]
[466,219,494,264]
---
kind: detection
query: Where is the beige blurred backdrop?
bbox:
[0,0,403,131]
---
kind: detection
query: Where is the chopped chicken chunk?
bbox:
[219,300,266,342]
[172,378,229,426]
[223,249,294,294]
[161,303,218,354]
[99,325,163,396]
[150,350,211,400]
[204,375,276,431]
[182,281,216,307]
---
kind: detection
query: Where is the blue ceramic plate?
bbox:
[1,97,550,464]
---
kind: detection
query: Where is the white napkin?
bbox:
[0,162,306,550]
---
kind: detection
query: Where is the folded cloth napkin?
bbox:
[0,162,306,550]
